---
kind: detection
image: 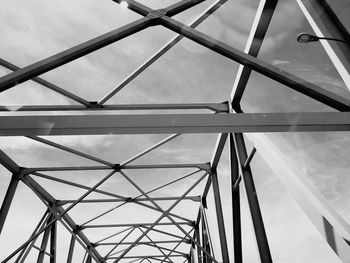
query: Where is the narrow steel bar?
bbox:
[234,133,272,263]
[26,163,208,172]
[58,196,201,205]
[160,16,350,111]
[121,134,180,166]
[0,103,229,112]
[95,227,133,244]
[0,18,151,91]
[97,240,188,246]
[139,225,191,242]
[194,222,201,263]
[243,147,256,168]
[50,218,57,263]
[229,134,242,263]
[123,163,210,170]
[0,172,21,234]
[296,0,350,91]
[0,58,91,106]
[211,169,229,263]
[146,242,188,256]
[37,214,53,263]
[202,205,215,258]
[109,255,186,259]
[230,0,279,107]
[83,222,193,229]
[1,112,349,136]
[99,0,228,104]
[67,235,75,263]
[210,133,228,169]
[27,136,114,167]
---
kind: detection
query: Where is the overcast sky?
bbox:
[0,0,349,262]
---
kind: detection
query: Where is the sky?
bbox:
[0,0,349,262]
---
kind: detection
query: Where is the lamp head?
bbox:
[297,33,320,43]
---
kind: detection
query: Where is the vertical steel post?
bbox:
[50,219,57,263]
[233,133,272,263]
[229,134,242,263]
[194,223,201,263]
[67,235,75,263]
[0,172,20,234]
[210,169,230,263]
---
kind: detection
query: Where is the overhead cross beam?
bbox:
[0,112,348,136]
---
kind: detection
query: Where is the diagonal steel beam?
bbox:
[27,136,114,167]
[0,18,151,92]
[121,134,180,166]
[231,0,279,108]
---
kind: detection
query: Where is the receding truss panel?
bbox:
[0,0,349,263]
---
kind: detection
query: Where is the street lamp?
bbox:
[297,32,348,44]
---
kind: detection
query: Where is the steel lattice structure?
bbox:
[0,0,349,262]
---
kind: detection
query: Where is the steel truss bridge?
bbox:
[0,0,349,262]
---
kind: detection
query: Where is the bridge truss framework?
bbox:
[0,0,349,262]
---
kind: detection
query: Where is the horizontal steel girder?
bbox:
[0,112,348,135]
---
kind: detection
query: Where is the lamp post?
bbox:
[297,32,349,44]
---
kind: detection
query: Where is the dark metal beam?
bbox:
[82,222,193,229]
[0,103,229,112]
[57,196,201,205]
[234,133,272,263]
[50,218,57,263]
[97,240,189,246]
[0,172,21,234]
[229,134,242,263]
[0,112,349,136]
[66,235,75,263]
[165,0,207,17]
[211,169,229,263]
[231,0,279,107]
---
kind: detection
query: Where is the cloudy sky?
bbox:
[0,0,349,262]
